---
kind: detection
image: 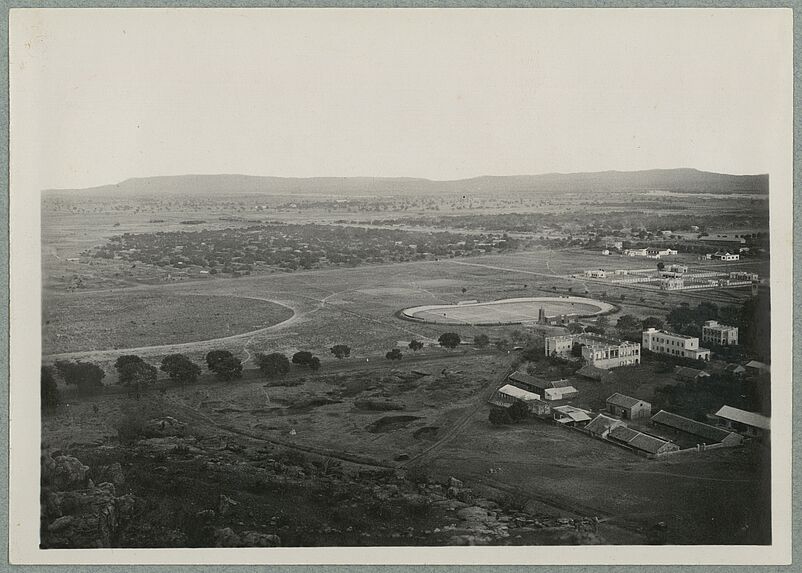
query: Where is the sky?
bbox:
[10,8,792,190]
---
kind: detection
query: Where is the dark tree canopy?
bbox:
[408,339,424,351]
[474,333,490,348]
[256,352,291,378]
[566,322,585,334]
[206,350,234,371]
[212,355,243,381]
[309,356,321,371]
[642,316,664,330]
[657,262,666,271]
[508,400,530,422]
[160,354,201,385]
[54,360,105,394]
[385,348,403,360]
[330,345,351,360]
[41,366,60,412]
[438,332,461,349]
[292,351,314,366]
[616,314,642,332]
[489,407,512,425]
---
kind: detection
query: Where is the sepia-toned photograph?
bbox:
[9,7,793,565]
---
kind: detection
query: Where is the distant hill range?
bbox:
[46,168,769,197]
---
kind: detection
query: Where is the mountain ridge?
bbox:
[45,168,770,197]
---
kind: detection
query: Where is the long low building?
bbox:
[651,410,743,446]
[608,426,679,457]
[713,405,770,439]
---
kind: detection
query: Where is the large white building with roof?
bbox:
[642,328,711,361]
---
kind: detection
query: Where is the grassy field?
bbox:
[404,296,612,325]
[43,292,294,355]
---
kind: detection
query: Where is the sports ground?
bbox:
[401,296,614,325]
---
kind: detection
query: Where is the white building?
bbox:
[711,251,740,261]
[660,277,684,290]
[642,328,711,361]
[701,320,739,346]
[584,269,607,278]
[545,333,641,368]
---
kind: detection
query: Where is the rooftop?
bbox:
[608,426,672,454]
[606,393,648,409]
[714,406,770,431]
[643,328,696,340]
[585,414,623,435]
[496,384,541,402]
[651,410,734,443]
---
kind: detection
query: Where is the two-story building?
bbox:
[545,333,641,369]
[642,328,711,361]
[701,320,739,346]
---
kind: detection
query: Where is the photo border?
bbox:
[2,2,799,571]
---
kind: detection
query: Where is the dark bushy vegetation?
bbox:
[54,360,105,395]
[160,354,201,385]
[41,366,60,412]
[256,352,291,378]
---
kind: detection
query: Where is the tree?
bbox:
[55,360,105,395]
[657,262,665,271]
[620,294,626,302]
[408,339,424,352]
[212,355,243,381]
[309,356,321,371]
[114,355,158,398]
[292,351,314,366]
[206,350,233,372]
[508,400,530,422]
[41,366,60,412]
[616,314,642,332]
[160,354,201,385]
[571,342,584,358]
[642,316,664,330]
[461,287,467,294]
[489,407,512,425]
[566,322,584,334]
[474,333,490,348]
[330,344,351,360]
[386,348,403,360]
[256,352,290,378]
[596,316,609,329]
[438,332,461,349]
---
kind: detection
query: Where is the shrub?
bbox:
[438,332,461,349]
[385,348,403,360]
[256,352,291,378]
[54,360,105,395]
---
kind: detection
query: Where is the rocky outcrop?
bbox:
[40,452,138,549]
[143,416,187,437]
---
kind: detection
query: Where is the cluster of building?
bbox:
[581,264,759,292]
[489,378,768,458]
[545,333,641,368]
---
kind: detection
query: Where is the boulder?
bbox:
[45,455,90,490]
[106,462,125,487]
[213,527,242,547]
[143,416,187,437]
[218,494,239,516]
[241,531,281,547]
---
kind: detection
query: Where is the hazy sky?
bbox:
[11,8,791,190]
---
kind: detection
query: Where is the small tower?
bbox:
[538,307,546,324]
